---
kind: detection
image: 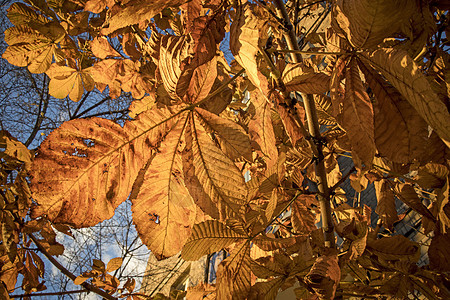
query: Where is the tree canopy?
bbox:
[1,0,449,299]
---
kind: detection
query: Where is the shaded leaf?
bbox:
[374,179,398,230]
[216,241,251,300]
[282,63,330,94]
[367,235,420,262]
[358,59,429,163]
[334,0,416,49]
[361,48,450,147]
[304,253,341,300]
[181,220,247,261]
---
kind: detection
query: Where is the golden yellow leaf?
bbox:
[106,257,123,273]
[361,48,450,147]
[101,0,190,35]
[183,114,248,220]
[184,57,217,103]
[91,37,120,59]
[291,194,318,233]
[30,106,174,227]
[132,117,197,260]
[282,63,330,94]
[7,2,49,26]
[46,64,94,102]
[195,108,252,161]
[248,91,278,168]
[181,220,246,261]
[230,3,270,94]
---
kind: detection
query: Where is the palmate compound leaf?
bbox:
[30,107,175,227]
[182,111,248,221]
[132,114,198,259]
[2,24,61,74]
[46,64,94,102]
[361,48,450,147]
[181,220,247,261]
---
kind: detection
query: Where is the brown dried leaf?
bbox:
[394,183,435,221]
[282,63,330,94]
[366,235,420,262]
[428,231,450,272]
[304,253,341,300]
[334,0,416,49]
[358,59,428,163]
[339,58,375,166]
[374,179,398,230]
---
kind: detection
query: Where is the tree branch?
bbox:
[273,0,335,248]
[28,233,118,300]
[10,289,87,298]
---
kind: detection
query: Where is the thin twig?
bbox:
[10,289,87,298]
[28,233,118,300]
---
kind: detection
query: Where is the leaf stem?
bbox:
[273,0,335,248]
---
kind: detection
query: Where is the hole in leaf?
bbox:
[83,139,95,147]
[148,213,160,224]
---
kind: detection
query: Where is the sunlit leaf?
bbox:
[132,116,197,260]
